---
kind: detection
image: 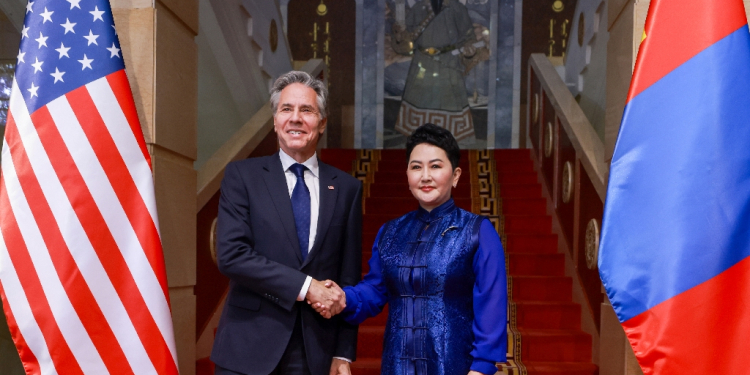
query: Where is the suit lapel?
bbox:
[262,153,303,264]
[303,162,338,267]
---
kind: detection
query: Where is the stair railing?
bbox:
[526,53,608,365]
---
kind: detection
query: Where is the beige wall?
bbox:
[112,1,198,375]
[602,0,648,374]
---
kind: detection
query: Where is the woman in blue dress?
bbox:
[316,123,507,375]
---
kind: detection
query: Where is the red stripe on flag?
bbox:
[0,282,41,375]
[3,120,134,374]
[622,255,750,374]
[0,183,84,375]
[29,107,179,375]
[627,0,747,102]
[106,70,152,168]
[67,85,169,301]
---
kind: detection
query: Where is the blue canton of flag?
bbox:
[16,0,123,114]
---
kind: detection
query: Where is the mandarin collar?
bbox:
[416,198,457,223]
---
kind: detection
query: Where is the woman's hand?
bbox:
[468,371,486,375]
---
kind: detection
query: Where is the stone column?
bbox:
[601,1,648,374]
[112,1,198,375]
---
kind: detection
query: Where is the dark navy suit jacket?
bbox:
[210,152,362,375]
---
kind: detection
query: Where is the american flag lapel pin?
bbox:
[328,185,335,190]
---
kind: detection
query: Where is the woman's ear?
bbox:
[452,167,462,188]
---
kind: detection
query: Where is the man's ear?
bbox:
[319,117,328,134]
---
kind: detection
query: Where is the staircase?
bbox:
[496,150,598,375]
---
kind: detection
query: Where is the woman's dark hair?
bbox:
[405,123,460,170]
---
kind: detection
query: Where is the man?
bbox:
[211,71,361,375]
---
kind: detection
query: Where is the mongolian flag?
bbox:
[0,0,178,374]
[598,0,750,373]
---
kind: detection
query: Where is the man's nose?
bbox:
[290,108,302,122]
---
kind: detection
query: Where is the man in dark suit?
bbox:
[211,71,361,375]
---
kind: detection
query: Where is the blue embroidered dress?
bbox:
[342,199,507,375]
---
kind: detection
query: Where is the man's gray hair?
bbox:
[270,71,328,118]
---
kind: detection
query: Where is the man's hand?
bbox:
[306,279,345,318]
[329,358,351,375]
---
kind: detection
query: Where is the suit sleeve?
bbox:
[334,179,363,359]
[215,162,308,312]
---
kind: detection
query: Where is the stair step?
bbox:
[511,276,572,301]
[494,149,533,161]
[523,361,598,375]
[357,326,385,358]
[507,253,565,276]
[320,149,357,173]
[499,183,542,198]
[498,172,538,184]
[518,329,593,362]
[496,159,535,174]
[350,358,381,375]
[502,198,547,215]
[514,301,581,330]
[503,215,552,234]
[505,234,558,253]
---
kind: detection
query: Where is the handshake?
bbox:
[305,279,346,319]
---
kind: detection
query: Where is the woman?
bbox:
[319,124,507,375]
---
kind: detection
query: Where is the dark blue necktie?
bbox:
[289,163,310,260]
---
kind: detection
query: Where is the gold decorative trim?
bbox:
[544,121,554,158]
[585,218,600,270]
[470,150,525,375]
[352,150,380,214]
[209,217,218,265]
[561,161,573,203]
[532,93,540,124]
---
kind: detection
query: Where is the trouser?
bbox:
[215,315,311,375]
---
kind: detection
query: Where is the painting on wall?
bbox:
[382,0,492,148]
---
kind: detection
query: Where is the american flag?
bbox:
[0,1,179,374]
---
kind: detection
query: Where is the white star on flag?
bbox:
[35,32,48,48]
[31,57,44,73]
[78,54,93,70]
[107,43,121,58]
[55,43,71,58]
[27,82,39,97]
[90,6,105,22]
[84,29,99,45]
[61,18,76,34]
[67,0,82,9]
[21,26,29,39]
[50,67,66,83]
[26,1,34,13]
[17,51,25,63]
[40,7,53,23]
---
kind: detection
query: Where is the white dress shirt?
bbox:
[279,150,351,363]
[278,150,318,302]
